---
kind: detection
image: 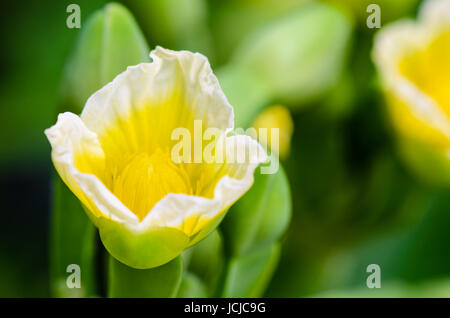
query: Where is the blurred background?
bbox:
[1,0,449,297]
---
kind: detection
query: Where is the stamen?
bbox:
[112,149,192,220]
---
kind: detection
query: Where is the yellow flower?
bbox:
[373,0,450,185]
[45,47,266,269]
[251,105,294,160]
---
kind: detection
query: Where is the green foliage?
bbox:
[216,2,353,129]
[232,2,353,106]
[123,0,212,57]
[59,2,149,113]
[219,163,291,297]
[50,176,97,297]
[210,0,308,65]
[217,66,271,128]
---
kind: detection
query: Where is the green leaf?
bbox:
[222,163,291,257]
[124,0,212,56]
[210,0,306,65]
[216,65,270,129]
[49,175,97,297]
[176,272,208,298]
[59,2,150,113]
[221,243,280,297]
[252,167,292,249]
[108,256,182,298]
[232,2,352,106]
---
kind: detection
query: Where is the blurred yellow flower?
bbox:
[251,105,294,160]
[373,0,450,185]
[45,47,266,269]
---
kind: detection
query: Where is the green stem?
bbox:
[107,256,182,298]
[49,175,97,297]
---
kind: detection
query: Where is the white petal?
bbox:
[420,0,450,28]
[45,112,138,224]
[80,46,234,157]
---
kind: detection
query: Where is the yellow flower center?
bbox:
[399,30,450,117]
[112,149,192,221]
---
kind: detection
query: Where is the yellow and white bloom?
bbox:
[373,0,450,185]
[45,47,266,269]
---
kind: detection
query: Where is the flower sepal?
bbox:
[95,214,190,269]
